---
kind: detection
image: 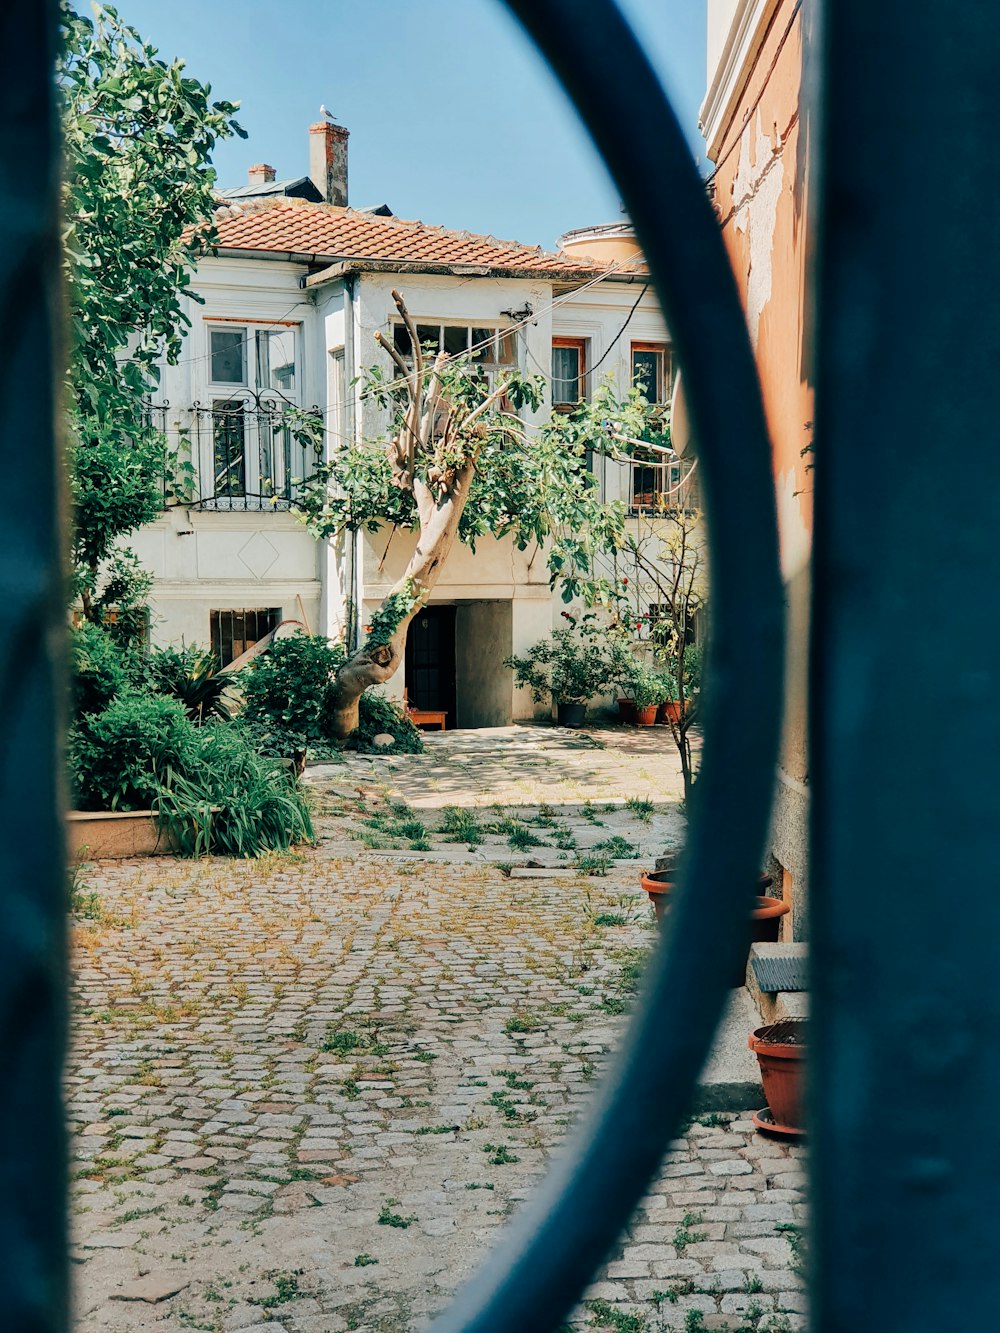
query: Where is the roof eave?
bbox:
[303,256,639,289]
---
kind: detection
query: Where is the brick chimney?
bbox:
[309,121,349,208]
[247,163,276,186]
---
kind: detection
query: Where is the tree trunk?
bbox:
[326,464,474,739]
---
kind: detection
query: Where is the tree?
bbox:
[298,292,629,738]
[58,2,243,625]
[573,387,706,801]
[613,503,706,802]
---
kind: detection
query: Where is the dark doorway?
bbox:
[405,605,457,724]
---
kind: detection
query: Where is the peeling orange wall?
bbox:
[707,0,814,926]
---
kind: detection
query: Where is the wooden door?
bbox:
[405,605,456,722]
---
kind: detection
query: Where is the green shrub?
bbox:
[69,692,196,811]
[350,691,424,754]
[233,717,311,763]
[152,723,314,857]
[145,644,240,725]
[70,623,136,721]
[242,633,346,740]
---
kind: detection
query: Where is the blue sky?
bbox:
[94,1,707,251]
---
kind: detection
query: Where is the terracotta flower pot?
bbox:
[748,1017,806,1134]
[639,871,788,986]
[617,697,636,724]
[640,871,775,924]
[640,869,673,922]
[634,704,659,726]
[657,699,687,725]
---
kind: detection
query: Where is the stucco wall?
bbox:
[134,245,676,719]
[705,0,814,934]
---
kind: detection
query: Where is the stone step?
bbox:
[746,942,809,1025]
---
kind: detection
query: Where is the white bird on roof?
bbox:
[319,104,339,124]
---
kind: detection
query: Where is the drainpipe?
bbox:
[343,274,361,650]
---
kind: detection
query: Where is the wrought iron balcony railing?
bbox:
[146,393,323,512]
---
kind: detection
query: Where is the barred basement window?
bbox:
[210,607,281,667]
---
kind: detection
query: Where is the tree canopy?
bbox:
[58,1,243,620]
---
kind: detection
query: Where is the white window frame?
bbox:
[202,319,306,509]
[389,319,518,385]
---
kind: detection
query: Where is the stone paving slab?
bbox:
[68,726,804,1332]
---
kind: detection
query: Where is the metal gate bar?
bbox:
[431,3,785,1330]
[0,2,68,1329]
[810,2,1000,1327]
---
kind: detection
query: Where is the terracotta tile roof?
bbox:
[198,196,633,279]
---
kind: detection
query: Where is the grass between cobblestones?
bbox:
[67,730,804,1332]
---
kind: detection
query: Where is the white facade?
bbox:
[134,235,670,725]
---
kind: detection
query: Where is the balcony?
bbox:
[147,394,322,512]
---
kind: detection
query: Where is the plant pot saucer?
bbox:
[752,1106,805,1139]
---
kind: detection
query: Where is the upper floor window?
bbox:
[208,324,298,399]
[201,322,312,511]
[391,321,516,379]
[631,342,671,405]
[552,336,588,409]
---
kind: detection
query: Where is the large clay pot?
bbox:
[617,698,636,724]
[657,699,685,725]
[634,704,658,726]
[748,1018,806,1132]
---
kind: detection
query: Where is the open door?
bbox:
[404,605,456,727]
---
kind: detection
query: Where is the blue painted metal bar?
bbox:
[810,1,1000,1327]
[430,3,786,1330]
[0,2,68,1330]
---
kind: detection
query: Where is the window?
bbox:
[210,329,246,385]
[631,342,672,405]
[630,453,699,512]
[390,321,516,382]
[551,337,587,408]
[210,608,281,668]
[202,322,314,510]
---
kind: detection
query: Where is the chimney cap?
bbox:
[248,163,277,184]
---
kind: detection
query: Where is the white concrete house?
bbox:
[136,122,677,726]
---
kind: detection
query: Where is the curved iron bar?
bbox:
[430,4,786,1331]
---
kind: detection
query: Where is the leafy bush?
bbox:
[145,644,240,724]
[504,625,612,705]
[233,717,311,763]
[69,692,196,811]
[153,724,314,858]
[70,622,137,721]
[350,691,424,754]
[242,633,346,740]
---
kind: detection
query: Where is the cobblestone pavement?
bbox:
[69,726,805,1332]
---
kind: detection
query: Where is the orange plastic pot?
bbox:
[748,1019,806,1131]
[657,699,683,725]
[634,704,658,726]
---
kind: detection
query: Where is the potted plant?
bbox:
[655,669,680,724]
[748,1016,806,1136]
[504,624,611,729]
[640,863,790,985]
[610,647,664,726]
[629,667,665,726]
